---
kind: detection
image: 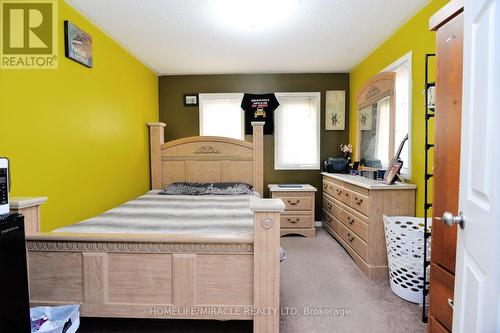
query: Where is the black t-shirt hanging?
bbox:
[241,93,279,135]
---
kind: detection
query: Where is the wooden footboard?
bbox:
[26,198,284,333]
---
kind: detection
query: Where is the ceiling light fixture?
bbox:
[212,0,297,33]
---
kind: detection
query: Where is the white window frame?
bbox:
[274,92,321,170]
[198,93,245,140]
[382,51,412,179]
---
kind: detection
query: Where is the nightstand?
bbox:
[268,184,317,238]
[10,197,47,235]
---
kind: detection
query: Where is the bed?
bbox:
[25,121,284,333]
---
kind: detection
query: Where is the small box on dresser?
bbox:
[321,173,416,281]
[268,184,316,238]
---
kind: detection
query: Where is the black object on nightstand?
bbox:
[0,213,31,333]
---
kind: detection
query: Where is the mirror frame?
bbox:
[355,71,397,164]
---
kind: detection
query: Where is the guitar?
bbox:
[383,134,408,182]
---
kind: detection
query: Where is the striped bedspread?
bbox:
[53,191,257,236]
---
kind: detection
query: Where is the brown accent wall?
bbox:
[158,73,349,219]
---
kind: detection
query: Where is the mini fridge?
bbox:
[0,213,31,333]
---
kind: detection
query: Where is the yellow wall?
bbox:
[349,0,448,216]
[0,0,158,231]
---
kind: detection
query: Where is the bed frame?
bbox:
[26,121,284,333]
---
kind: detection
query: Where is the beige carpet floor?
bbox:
[78,228,426,333]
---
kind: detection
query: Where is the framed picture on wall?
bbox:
[325,90,346,130]
[64,21,93,68]
[184,94,199,106]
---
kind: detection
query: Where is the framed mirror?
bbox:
[355,72,397,171]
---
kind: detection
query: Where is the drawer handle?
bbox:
[327,217,332,222]
[355,197,363,205]
[345,192,349,197]
[287,217,300,224]
[323,184,328,190]
[336,188,342,195]
[327,202,332,209]
[347,216,354,225]
[448,298,454,311]
[287,199,300,206]
[347,233,355,242]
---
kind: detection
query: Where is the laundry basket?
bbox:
[383,215,431,304]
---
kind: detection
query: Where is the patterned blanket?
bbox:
[54,191,257,236]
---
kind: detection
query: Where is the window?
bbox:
[274,92,320,170]
[375,97,391,166]
[383,52,412,178]
[199,93,244,140]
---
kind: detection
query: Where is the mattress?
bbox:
[53,190,258,236]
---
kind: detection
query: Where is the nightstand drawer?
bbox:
[280,214,313,229]
[280,196,313,211]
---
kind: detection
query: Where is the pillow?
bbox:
[160,182,254,196]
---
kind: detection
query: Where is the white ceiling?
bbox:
[66,0,429,75]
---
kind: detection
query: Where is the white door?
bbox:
[453,0,500,332]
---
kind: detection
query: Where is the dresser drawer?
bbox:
[322,195,337,217]
[429,264,454,331]
[338,222,368,261]
[279,196,313,211]
[324,181,343,201]
[322,209,339,234]
[350,191,369,215]
[339,208,368,242]
[333,185,345,202]
[429,316,450,333]
[340,187,352,205]
[322,180,336,197]
[280,214,312,229]
[324,195,343,221]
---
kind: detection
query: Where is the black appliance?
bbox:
[323,157,348,173]
[0,157,9,215]
[0,213,31,333]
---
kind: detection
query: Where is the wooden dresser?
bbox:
[428,2,463,332]
[321,173,416,281]
[268,184,316,238]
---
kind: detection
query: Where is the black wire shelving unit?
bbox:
[422,53,436,323]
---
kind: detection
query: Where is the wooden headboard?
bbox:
[148,122,264,195]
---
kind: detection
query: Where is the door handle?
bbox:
[436,211,465,229]
[447,298,454,311]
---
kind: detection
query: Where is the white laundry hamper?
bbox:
[383,215,431,304]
